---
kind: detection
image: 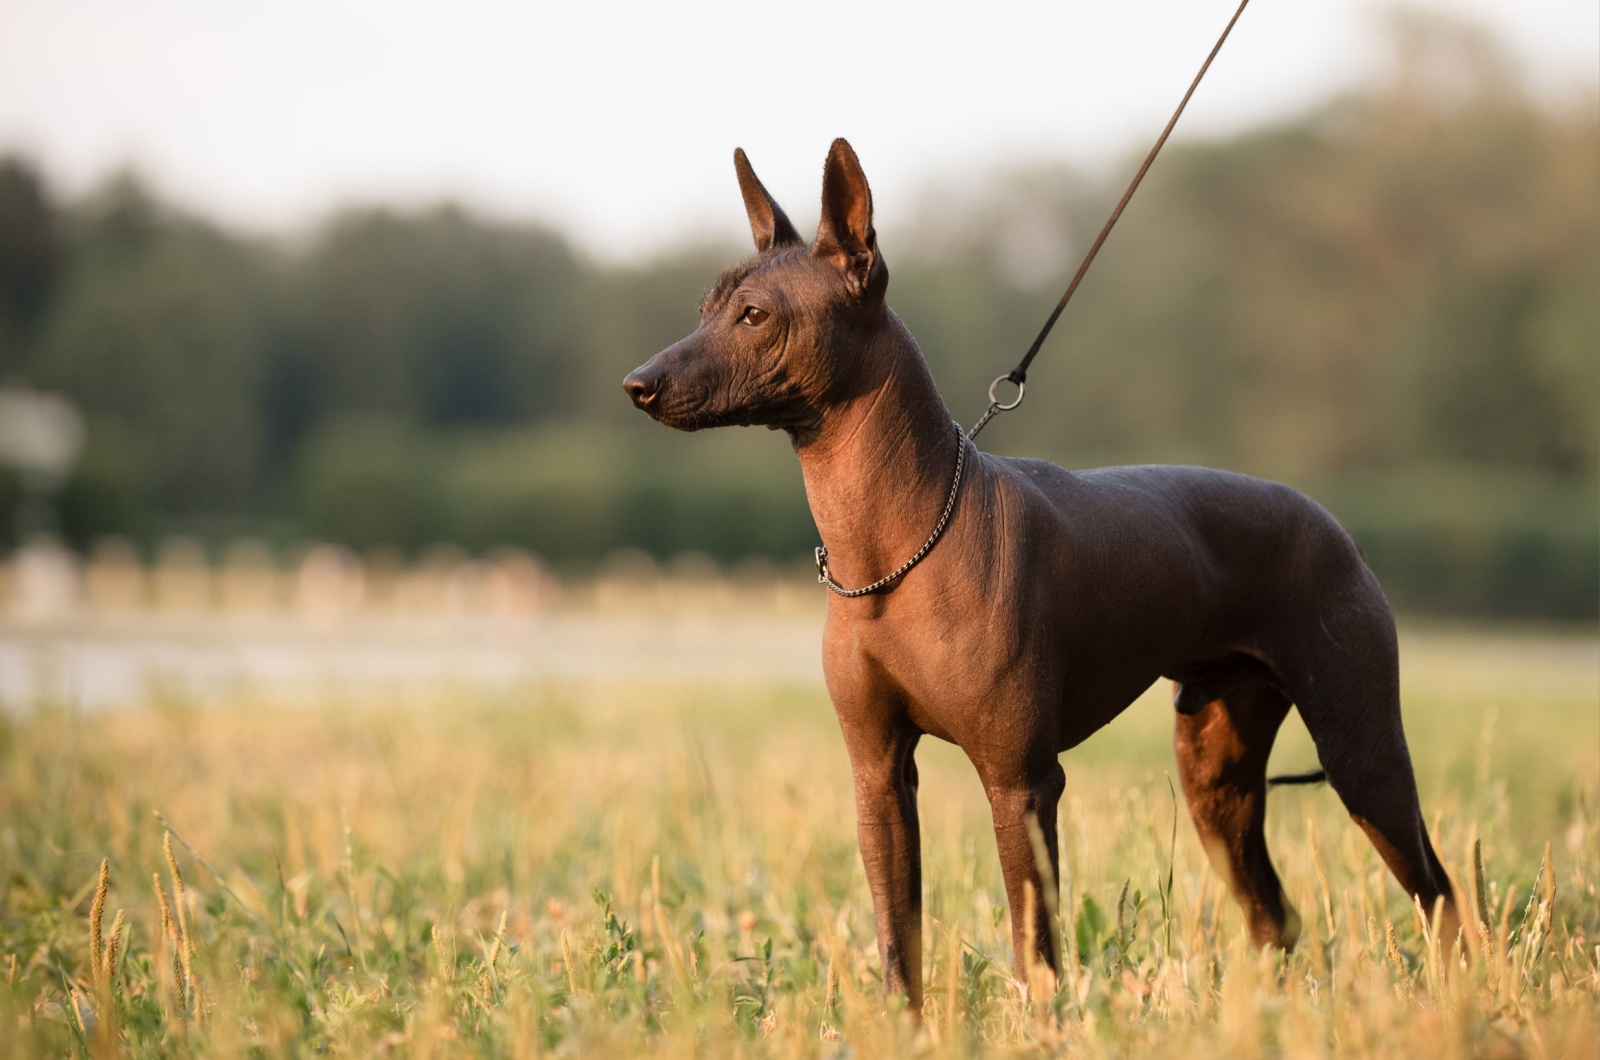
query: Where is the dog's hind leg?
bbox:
[1279,603,1462,951]
[1175,681,1303,948]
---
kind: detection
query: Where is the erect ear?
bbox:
[812,138,882,298]
[733,148,802,252]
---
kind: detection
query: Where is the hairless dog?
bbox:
[624,139,1460,1008]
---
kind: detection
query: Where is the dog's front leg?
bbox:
[982,757,1067,986]
[844,724,924,1012]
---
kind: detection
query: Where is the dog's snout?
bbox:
[624,366,663,410]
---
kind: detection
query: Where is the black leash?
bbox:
[817,0,1254,595]
[967,0,1254,441]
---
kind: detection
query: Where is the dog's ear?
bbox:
[813,138,882,298]
[734,148,802,252]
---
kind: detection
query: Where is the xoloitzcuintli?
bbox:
[624,139,1460,1009]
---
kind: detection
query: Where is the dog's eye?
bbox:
[740,306,769,326]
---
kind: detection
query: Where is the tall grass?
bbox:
[0,629,1593,1057]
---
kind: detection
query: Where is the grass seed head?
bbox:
[1384,919,1404,973]
[432,924,452,984]
[486,910,507,970]
[152,873,174,942]
[1473,838,1492,935]
[162,831,195,961]
[88,858,109,985]
[153,867,192,1014]
[104,910,125,987]
[824,951,839,1016]
[163,832,184,893]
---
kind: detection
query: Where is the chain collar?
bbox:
[814,420,969,597]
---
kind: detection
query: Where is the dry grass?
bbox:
[0,627,1594,1057]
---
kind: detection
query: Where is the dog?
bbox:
[624,139,1460,1008]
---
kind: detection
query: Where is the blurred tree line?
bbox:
[0,15,1593,617]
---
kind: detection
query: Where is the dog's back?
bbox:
[988,456,1375,637]
[956,456,1379,738]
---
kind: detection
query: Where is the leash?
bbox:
[817,0,1252,596]
[967,0,1253,440]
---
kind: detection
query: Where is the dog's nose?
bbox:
[624,367,662,410]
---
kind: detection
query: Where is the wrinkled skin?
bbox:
[625,140,1460,1010]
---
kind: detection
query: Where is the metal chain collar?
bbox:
[814,420,969,597]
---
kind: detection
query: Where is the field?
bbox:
[0,622,1594,1057]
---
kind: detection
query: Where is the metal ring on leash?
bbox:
[967,375,1027,440]
[988,374,1025,411]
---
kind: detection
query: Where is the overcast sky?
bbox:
[0,0,1592,259]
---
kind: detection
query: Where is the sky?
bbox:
[0,0,1593,260]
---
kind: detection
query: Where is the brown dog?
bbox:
[624,139,1459,1007]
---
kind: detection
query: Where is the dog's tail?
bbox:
[1267,769,1328,787]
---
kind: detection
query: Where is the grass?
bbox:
[0,626,1594,1057]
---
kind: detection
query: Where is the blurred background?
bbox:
[0,11,1595,1049]
[0,0,1593,651]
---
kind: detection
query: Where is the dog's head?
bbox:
[623,138,889,434]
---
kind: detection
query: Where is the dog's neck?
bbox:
[792,311,961,590]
